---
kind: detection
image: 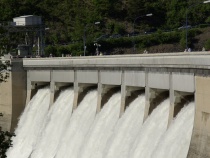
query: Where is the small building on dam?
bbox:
[0,52,210,157]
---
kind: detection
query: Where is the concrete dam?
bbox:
[1,52,210,158]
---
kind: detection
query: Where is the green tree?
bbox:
[44,45,57,57]
[205,39,210,51]
[165,0,187,29]
[0,0,210,54]
[0,25,13,158]
[0,115,14,158]
[0,46,12,157]
[0,61,9,83]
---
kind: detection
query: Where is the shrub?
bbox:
[204,39,210,50]
[67,43,83,56]
[0,113,14,158]
[57,46,70,56]
[44,45,57,57]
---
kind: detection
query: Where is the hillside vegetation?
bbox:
[1,0,210,56]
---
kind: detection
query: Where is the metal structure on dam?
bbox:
[1,52,210,157]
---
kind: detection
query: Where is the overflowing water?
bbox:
[31,88,74,158]
[104,94,145,158]
[130,99,170,158]
[79,92,121,158]
[6,87,195,158]
[6,87,51,158]
[55,90,98,158]
[151,102,195,158]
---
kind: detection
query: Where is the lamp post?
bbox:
[133,13,152,53]
[83,21,100,56]
[42,27,49,57]
[185,0,210,50]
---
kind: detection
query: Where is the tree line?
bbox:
[0,0,210,55]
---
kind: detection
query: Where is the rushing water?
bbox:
[103,94,145,158]
[31,88,74,158]
[55,90,98,158]
[79,92,121,158]
[151,102,195,158]
[6,87,51,158]
[6,87,195,158]
[129,99,170,158]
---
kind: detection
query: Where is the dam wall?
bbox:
[0,71,12,131]
[0,59,26,132]
[1,52,210,157]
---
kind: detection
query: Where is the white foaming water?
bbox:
[31,88,74,158]
[6,88,195,158]
[6,88,51,158]
[130,99,170,158]
[151,102,195,158]
[79,92,121,158]
[55,90,98,158]
[104,94,145,158]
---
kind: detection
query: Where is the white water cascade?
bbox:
[103,94,145,158]
[151,102,195,158]
[55,90,98,158]
[79,92,121,158]
[31,88,74,158]
[6,87,51,158]
[130,99,170,158]
[6,87,195,158]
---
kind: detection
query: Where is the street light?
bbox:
[185,0,210,50]
[132,13,152,53]
[83,21,100,56]
[204,0,210,3]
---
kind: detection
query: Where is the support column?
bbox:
[144,87,168,121]
[168,92,175,128]
[144,88,158,121]
[168,72,174,127]
[26,83,32,105]
[26,89,32,105]
[50,81,56,106]
[120,71,126,117]
[144,71,150,121]
[73,83,79,110]
[26,81,36,106]
[168,91,182,127]
[73,70,79,110]
[97,70,102,113]
[97,82,102,113]
[97,85,118,113]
